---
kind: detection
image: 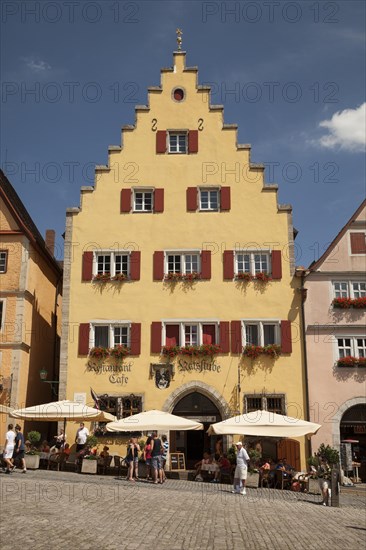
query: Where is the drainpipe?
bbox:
[298,268,312,459]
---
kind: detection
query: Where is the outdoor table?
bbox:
[201,463,220,473]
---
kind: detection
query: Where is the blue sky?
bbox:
[1,0,365,265]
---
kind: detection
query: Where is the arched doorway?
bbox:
[171,391,222,467]
[340,404,366,482]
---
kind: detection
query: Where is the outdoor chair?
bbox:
[274,470,292,490]
[97,455,113,475]
[48,453,67,472]
[113,455,127,477]
[260,471,272,488]
[64,453,77,472]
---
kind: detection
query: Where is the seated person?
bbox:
[100,446,110,459]
[211,453,231,482]
[276,457,294,478]
[76,444,92,469]
[41,441,50,453]
[194,452,212,480]
[25,440,32,453]
[62,443,71,457]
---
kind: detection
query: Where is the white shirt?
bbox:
[5,430,15,449]
[236,447,250,468]
[76,427,89,444]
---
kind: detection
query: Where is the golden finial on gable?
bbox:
[176,28,183,51]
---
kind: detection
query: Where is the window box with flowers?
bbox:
[109,345,130,361]
[254,272,271,283]
[93,273,111,283]
[162,344,221,358]
[352,297,366,308]
[337,356,366,368]
[332,298,352,308]
[112,273,129,282]
[235,272,253,282]
[243,344,281,359]
[89,347,110,360]
[165,272,201,282]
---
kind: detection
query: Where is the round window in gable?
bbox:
[173,88,185,102]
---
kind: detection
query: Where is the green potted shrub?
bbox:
[25,431,42,469]
[246,448,261,488]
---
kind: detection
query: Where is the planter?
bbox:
[25,454,40,470]
[246,472,259,488]
[81,459,98,474]
[307,478,321,495]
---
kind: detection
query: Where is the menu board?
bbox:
[170,453,186,470]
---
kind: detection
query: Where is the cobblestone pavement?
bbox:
[1,470,365,550]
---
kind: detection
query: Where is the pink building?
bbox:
[304,200,366,480]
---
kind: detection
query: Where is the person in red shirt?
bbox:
[211,454,231,482]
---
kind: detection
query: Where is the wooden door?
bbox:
[276,439,301,471]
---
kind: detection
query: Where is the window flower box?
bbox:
[110,345,130,360]
[352,297,366,308]
[358,357,366,367]
[235,273,253,282]
[162,344,221,358]
[254,272,271,283]
[165,272,201,282]
[89,347,110,360]
[112,273,129,282]
[93,273,111,283]
[337,356,357,368]
[243,345,281,359]
[332,298,352,308]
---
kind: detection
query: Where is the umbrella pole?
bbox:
[63,418,66,446]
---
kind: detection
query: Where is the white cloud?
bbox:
[318,103,366,152]
[23,57,51,73]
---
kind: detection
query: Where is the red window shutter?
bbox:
[156,131,167,153]
[154,189,164,213]
[202,324,216,345]
[220,187,231,211]
[82,251,93,281]
[130,251,141,281]
[120,189,131,213]
[219,321,230,353]
[271,250,282,280]
[281,320,292,354]
[350,232,366,253]
[130,323,141,355]
[153,251,164,280]
[223,250,234,280]
[188,130,198,153]
[166,325,180,347]
[200,250,211,279]
[231,321,242,354]
[151,322,162,353]
[186,187,197,211]
[78,323,90,356]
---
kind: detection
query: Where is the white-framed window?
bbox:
[133,189,153,212]
[163,321,219,347]
[91,322,131,348]
[332,281,366,298]
[0,299,5,331]
[199,188,219,211]
[235,251,270,275]
[245,394,286,414]
[242,320,280,347]
[337,336,366,358]
[352,282,366,298]
[0,251,8,273]
[166,251,200,275]
[94,251,130,277]
[168,132,187,153]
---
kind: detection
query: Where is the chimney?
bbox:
[45,229,55,256]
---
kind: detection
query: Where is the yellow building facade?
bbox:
[0,171,62,442]
[60,52,307,468]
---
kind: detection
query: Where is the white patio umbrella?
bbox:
[207,410,321,438]
[0,404,13,415]
[10,400,116,435]
[106,409,204,432]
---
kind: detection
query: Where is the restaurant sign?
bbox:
[86,361,132,385]
[177,359,221,373]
